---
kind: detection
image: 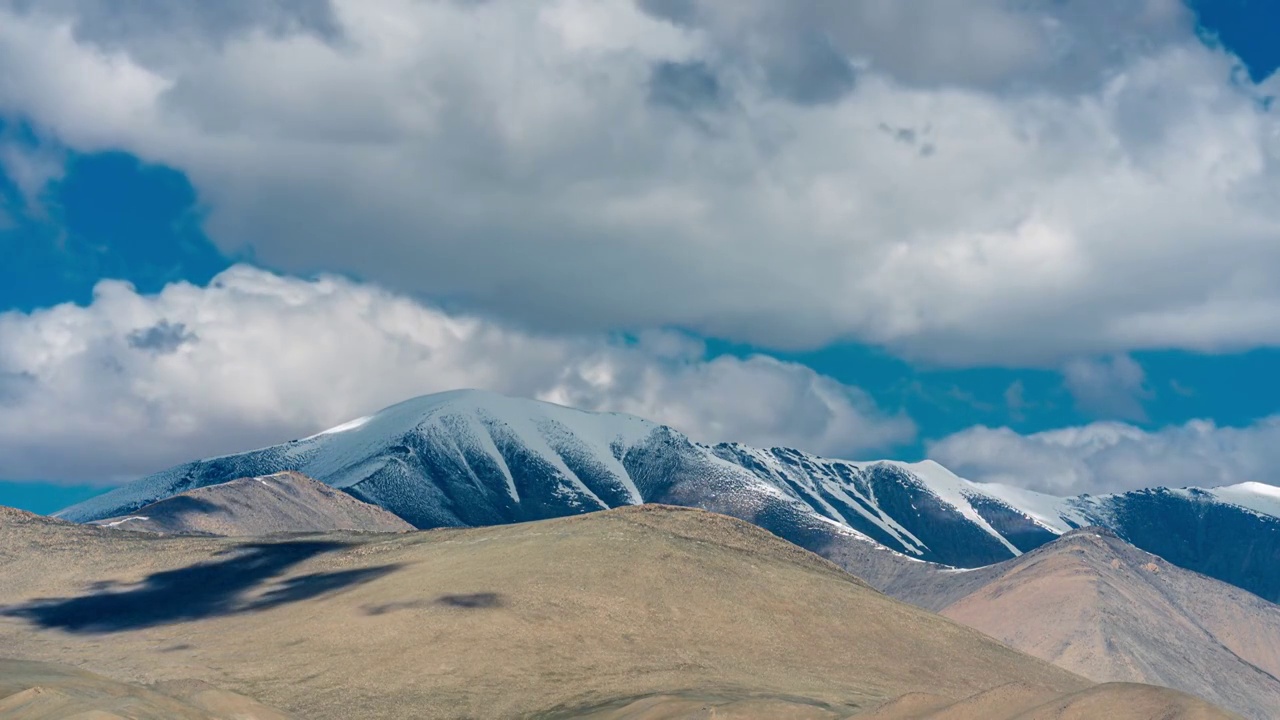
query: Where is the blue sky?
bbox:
[2,0,1280,512]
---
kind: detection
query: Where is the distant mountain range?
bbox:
[57,389,1280,602]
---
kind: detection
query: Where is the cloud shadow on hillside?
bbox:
[3,540,400,633]
[146,495,224,517]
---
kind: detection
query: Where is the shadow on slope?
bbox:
[144,495,223,518]
[96,495,225,533]
[2,540,400,633]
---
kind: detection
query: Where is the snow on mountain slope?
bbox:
[57,390,1280,599]
[57,390,877,560]
[1205,481,1280,519]
[61,391,649,523]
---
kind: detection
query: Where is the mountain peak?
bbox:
[1204,481,1280,520]
[1221,481,1280,495]
[304,389,660,443]
[59,390,678,530]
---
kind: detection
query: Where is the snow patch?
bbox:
[1208,482,1280,519]
[970,481,1085,534]
[884,460,1023,556]
[100,516,149,527]
[303,414,373,440]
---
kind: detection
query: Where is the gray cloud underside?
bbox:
[0,0,1276,365]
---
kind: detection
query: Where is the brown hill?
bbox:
[90,471,414,536]
[0,505,1239,719]
[915,528,1280,720]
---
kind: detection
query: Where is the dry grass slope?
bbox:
[0,658,291,719]
[1009,682,1243,720]
[0,505,1241,719]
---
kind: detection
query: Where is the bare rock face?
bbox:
[91,471,414,536]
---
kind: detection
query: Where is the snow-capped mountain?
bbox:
[58,390,857,558]
[58,389,1280,601]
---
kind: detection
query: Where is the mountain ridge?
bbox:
[917,526,1280,720]
[56,389,1280,601]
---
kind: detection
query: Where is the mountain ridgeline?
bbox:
[58,390,1280,601]
[880,526,1280,720]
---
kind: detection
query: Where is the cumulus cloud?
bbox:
[638,0,1193,92]
[0,0,1278,366]
[0,265,913,483]
[928,418,1280,495]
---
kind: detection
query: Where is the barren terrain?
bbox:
[0,506,1239,719]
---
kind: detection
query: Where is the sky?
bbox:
[1,0,1279,513]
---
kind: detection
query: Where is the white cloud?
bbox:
[1003,380,1027,421]
[1062,354,1151,421]
[0,131,65,215]
[0,265,913,484]
[639,0,1192,92]
[928,418,1280,495]
[0,1,1278,365]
